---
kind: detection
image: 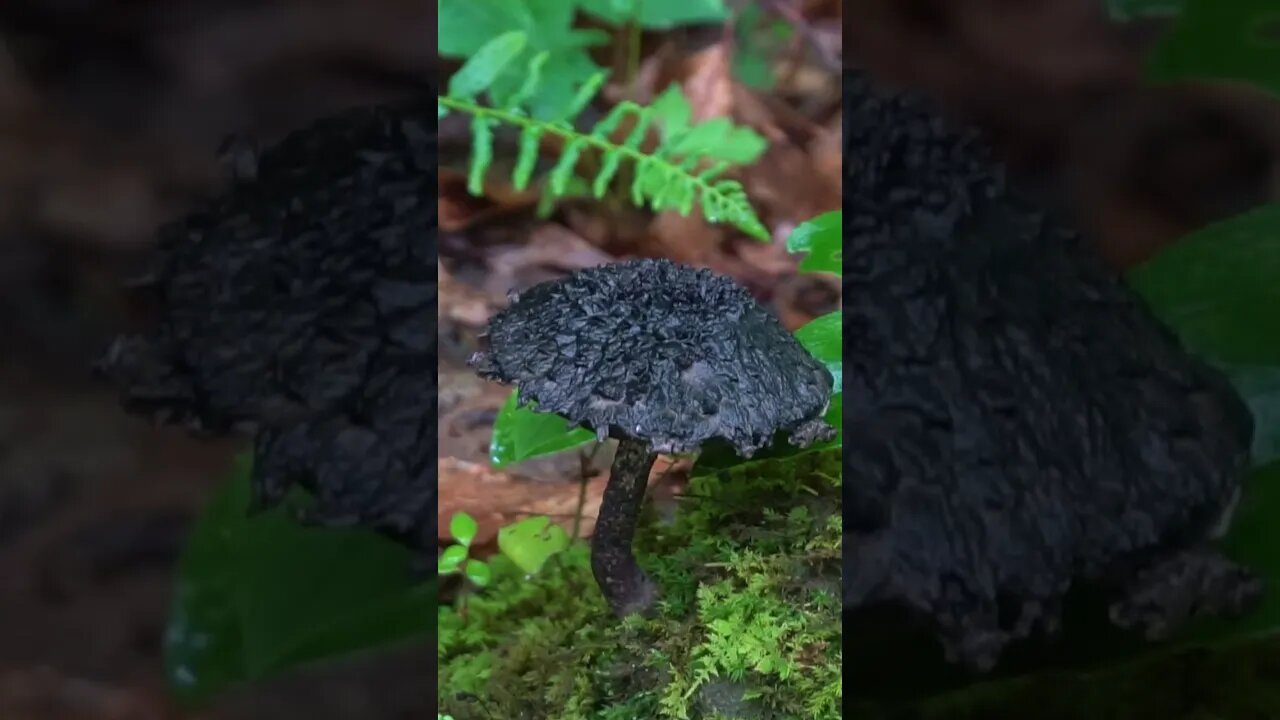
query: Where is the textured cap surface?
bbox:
[471,258,834,457]
[841,68,1254,669]
[99,96,437,548]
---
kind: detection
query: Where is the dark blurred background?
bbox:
[847,0,1280,270]
[0,2,434,718]
[1,0,1278,718]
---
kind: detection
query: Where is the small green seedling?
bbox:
[498,515,571,575]
[786,209,841,276]
[438,512,492,587]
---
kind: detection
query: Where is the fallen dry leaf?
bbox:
[646,211,723,266]
[437,452,691,553]
[808,117,842,195]
[481,224,616,298]
[682,42,735,122]
[727,85,788,144]
[438,457,607,548]
[437,260,495,328]
[436,167,541,232]
[744,140,840,225]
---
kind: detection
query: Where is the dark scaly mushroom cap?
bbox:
[841,68,1256,672]
[98,95,437,548]
[470,258,834,457]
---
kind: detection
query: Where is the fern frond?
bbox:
[438,32,770,240]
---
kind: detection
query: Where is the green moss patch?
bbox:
[438,448,842,720]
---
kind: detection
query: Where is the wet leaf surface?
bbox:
[166,456,432,705]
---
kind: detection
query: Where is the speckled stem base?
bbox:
[591,436,659,617]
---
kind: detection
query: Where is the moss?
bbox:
[438,448,843,720]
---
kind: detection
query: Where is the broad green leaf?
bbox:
[446,32,527,100]
[787,211,842,276]
[498,516,571,574]
[1127,203,1280,366]
[165,455,432,705]
[166,457,252,703]
[650,85,693,139]
[1179,461,1280,645]
[824,391,842,438]
[437,0,532,56]
[669,117,768,165]
[465,559,493,587]
[1145,0,1280,97]
[731,4,791,89]
[438,545,467,574]
[1220,363,1280,467]
[692,429,842,481]
[577,0,728,29]
[438,0,608,119]
[489,391,596,468]
[732,48,774,90]
[691,393,843,477]
[689,312,844,475]
[651,84,768,165]
[449,512,479,548]
[795,311,842,392]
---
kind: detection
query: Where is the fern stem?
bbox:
[626,0,642,84]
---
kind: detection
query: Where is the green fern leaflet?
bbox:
[439,31,771,240]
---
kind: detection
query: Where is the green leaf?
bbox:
[439,56,770,240]
[691,430,842,483]
[497,516,571,575]
[669,117,768,165]
[447,31,528,100]
[165,455,432,705]
[795,311,842,392]
[689,307,844,476]
[1220,363,1280,467]
[438,545,468,575]
[577,0,728,29]
[1178,461,1280,645]
[438,0,608,118]
[449,512,479,548]
[730,5,792,89]
[650,85,767,165]
[1127,203,1280,366]
[825,392,842,438]
[465,559,493,587]
[649,85,694,139]
[437,0,530,56]
[691,393,843,477]
[787,210,842,276]
[1145,0,1280,97]
[489,390,596,468]
[732,43,775,90]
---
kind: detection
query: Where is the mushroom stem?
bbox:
[591,436,658,617]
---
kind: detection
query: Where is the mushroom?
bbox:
[98,96,438,548]
[469,258,836,616]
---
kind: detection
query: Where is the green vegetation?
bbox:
[439,449,842,720]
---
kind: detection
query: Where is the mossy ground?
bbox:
[438,448,843,720]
